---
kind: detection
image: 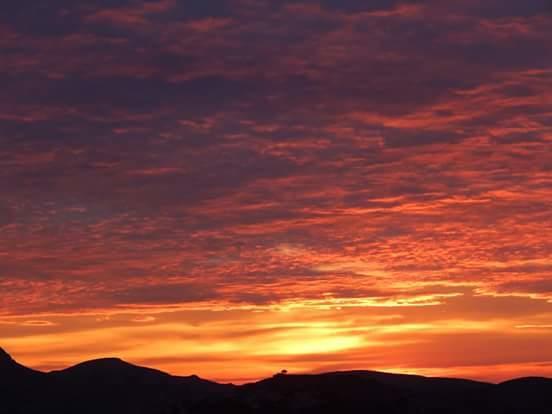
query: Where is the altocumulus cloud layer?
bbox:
[1,0,552,383]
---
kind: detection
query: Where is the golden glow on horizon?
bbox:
[3,297,552,384]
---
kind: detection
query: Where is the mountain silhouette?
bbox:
[1,347,551,414]
[0,346,35,373]
[0,347,45,385]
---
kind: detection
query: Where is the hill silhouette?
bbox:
[1,347,551,413]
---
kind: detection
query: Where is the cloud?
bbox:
[319,0,417,13]
[1,0,551,381]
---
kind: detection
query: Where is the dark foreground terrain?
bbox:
[1,347,551,414]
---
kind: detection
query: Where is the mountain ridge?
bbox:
[1,347,551,414]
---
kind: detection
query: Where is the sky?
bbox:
[1,0,551,384]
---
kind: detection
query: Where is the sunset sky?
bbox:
[1,0,552,384]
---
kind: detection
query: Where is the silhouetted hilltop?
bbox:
[0,347,12,363]
[0,347,29,370]
[1,347,551,414]
[51,357,173,385]
[0,346,43,380]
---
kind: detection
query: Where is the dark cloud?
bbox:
[496,279,552,295]
[13,75,254,114]
[110,282,217,305]
[164,0,234,20]
[0,0,551,317]
[319,0,417,12]
[0,0,132,35]
[467,0,552,18]
[383,129,467,148]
